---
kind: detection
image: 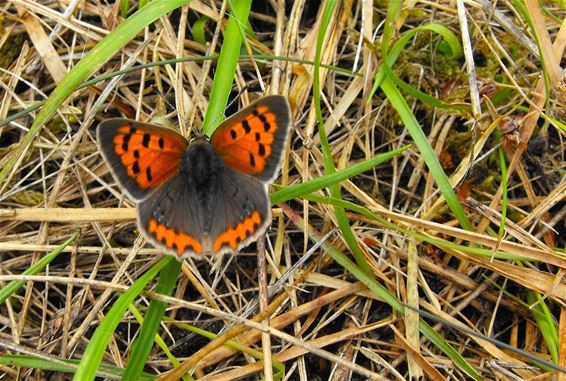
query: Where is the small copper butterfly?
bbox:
[97,95,291,259]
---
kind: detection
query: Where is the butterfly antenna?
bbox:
[228,85,250,109]
[207,85,251,130]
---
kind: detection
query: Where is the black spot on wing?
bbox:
[132,161,140,174]
[142,133,151,147]
[122,134,131,151]
[242,119,251,133]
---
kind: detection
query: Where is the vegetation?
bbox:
[0,1,564,380]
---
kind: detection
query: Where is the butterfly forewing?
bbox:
[210,95,291,183]
[97,119,188,200]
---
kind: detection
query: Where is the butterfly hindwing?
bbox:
[210,95,291,183]
[137,174,205,257]
[137,165,270,258]
[208,168,271,255]
[97,119,188,201]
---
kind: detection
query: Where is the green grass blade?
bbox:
[381,0,401,56]
[293,208,482,380]
[122,260,182,380]
[270,146,409,204]
[419,322,482,380]
[201,0,253,136]
[170,320,286,378]
[120,0,129,18]
[301,193,538,262]
[0,355,156,380]
[380,76,473,230]
[309,4,476,375]
[123,3,252,378]
[0,54,357,129]
[369,23,462,100]
[128,304,184,371]
[385,66,470,112]
[192,16,209,45]
[527,291,559,363]
[0,0,191,190]
[497,148,509,239]
[0,233,77,305]
[312,0,372,275]
[72,256,172,381]
[370,13,478,375]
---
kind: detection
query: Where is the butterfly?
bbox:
[97,95,291,259]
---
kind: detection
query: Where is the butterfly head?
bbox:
[189,131,209,143]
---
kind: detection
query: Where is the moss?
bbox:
[0,16,25,69]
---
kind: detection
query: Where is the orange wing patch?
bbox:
[211,105,279,176]
[148,218,202,255]
[112,125,186,190]
[213,211,262,252]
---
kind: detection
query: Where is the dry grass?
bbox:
[0,1,565,380]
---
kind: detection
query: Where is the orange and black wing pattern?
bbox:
[97,119,188,201]
[137,174,205,257]
[210,95,291,183]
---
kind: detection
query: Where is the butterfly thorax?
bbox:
[180,140,222,187]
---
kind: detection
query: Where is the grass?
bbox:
[0,1,565,380]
